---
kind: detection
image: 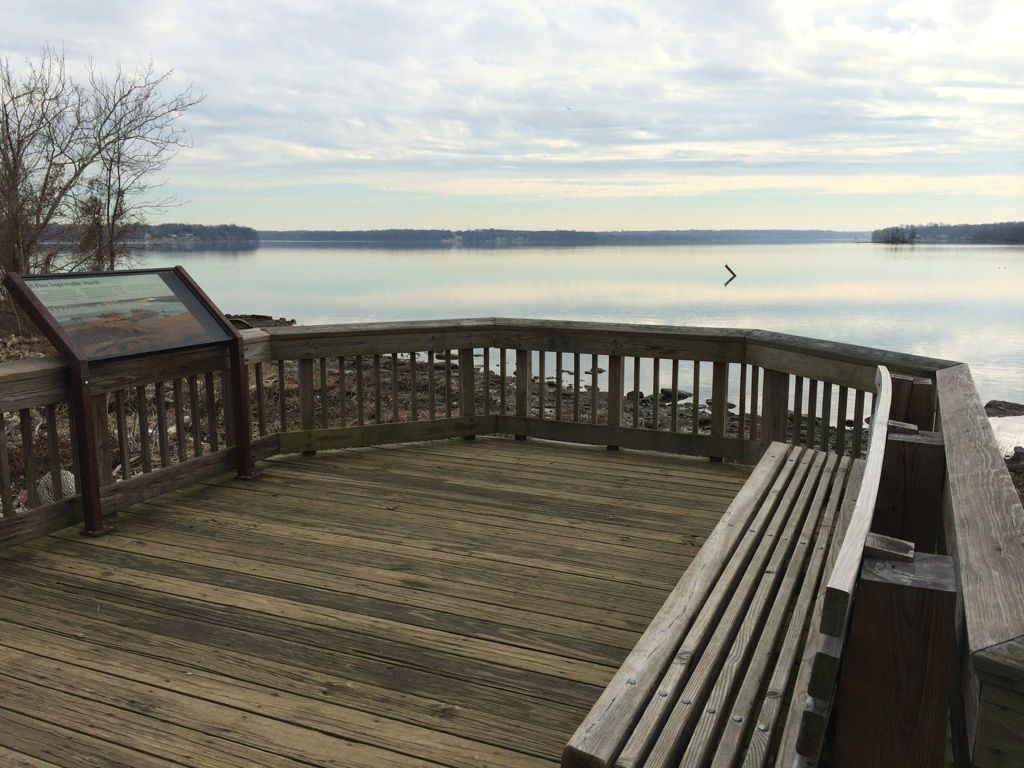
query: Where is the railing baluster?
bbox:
[692,361,701,434]
[320,357,329,429]
[391,352,400,423]
[499,348,507,415]
[852,389,866,458]
[155,381,171,467]
[554,352,562,421]
[482,348,489,416]
[711,361,729,446]
[427,351,436,420]
[115,389,133,475]
[338,357,347,427]
[444,350,453,418]
[538,350,546,420]
[46,404,63,500]
[590,354,599,424]
[203,373,219,452]
[792,376,805,446]
[254,363,266,437]
[373,354,383,424]
[172,379,187,462]
[298,358,315,455]
[458,347,475,421]
[738,363,747,439]
[749,366,759,442]
[356,355,366,425]
[277,360,287,433]
[806,379,818,449]
[573,352,580,422]
[220,370,235,448]
[0,412,12,515]
[18,408,40,504]
[651,358,660,430]
[515,349,531,434]
[607,355,623,434]
[836,386,849,455]
[634,357,642,428]
[93,395,114,485]
[671,359,680,433]
[410,352,418,421]
[820,381,833,451]
[137,384,153,472]
[187,377,201,458]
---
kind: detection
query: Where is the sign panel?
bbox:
[23,270,230,361]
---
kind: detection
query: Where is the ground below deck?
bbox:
[0,437,750,768]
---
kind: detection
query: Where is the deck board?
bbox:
[0,436,749,767]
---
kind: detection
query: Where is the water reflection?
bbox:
[136,243,1024,403]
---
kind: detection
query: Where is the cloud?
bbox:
[2,0,1021,226]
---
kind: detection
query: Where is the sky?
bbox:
[3,0,1023,231]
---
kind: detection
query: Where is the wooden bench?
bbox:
[563,370,891,768]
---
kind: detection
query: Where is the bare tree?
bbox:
[0,46,201,278]
[73,62,201,271]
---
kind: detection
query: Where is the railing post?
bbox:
[606,354,623,450]
[459,347,476,440]
[874,431,945,552]
[889,373,936,431]
[298,358,315,456]
[760,369,790,447]
[834,552,956,767]
[710,361,729,462]
[515,349,532,440]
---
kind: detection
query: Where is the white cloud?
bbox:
[2,0,1021,226]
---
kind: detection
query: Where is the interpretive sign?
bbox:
[3,266,253,536]
[22,270,230,361]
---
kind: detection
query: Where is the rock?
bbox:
[705,398,737,410]
[625,390,644,401]
[986,400,1024,417]
[584,368,606,375]
[660,388,692,401]
[1008,446,1024,474]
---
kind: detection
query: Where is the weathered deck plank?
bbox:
[0,437,747,767]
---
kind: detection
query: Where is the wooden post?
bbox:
[93,393,114,485]
[459,347,475,440]
[606,354,623,450]
[710,361,729,462]
[761,369,790,447]
[890,373,936,431]
[515,349,531,440]
[298,358,315,456]
[873,431,946,553]
[835,552,956,768]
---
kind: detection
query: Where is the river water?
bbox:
[136,243,1024,405]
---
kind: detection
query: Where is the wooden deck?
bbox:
[0,437,750,768]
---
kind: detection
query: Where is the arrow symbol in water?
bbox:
[724,264,737,287]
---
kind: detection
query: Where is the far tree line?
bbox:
[872,222,1024,245]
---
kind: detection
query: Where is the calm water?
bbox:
[137,243,1024,404]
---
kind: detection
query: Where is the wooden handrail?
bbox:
[820,365,892,636]
[937,363,1024,765]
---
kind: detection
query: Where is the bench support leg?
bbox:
[834,552,956,767]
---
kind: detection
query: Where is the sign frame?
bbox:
[4,266,253,535]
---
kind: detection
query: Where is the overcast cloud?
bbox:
[3,0,1022,229]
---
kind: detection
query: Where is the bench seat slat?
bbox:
[678,452,839,768]
[776,458,866,765]
[562,442,793,768]
[731,456,852,768]
[615,447,811,768]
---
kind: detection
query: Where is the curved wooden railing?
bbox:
[0,317,1020,765]
[0,318,958,547]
